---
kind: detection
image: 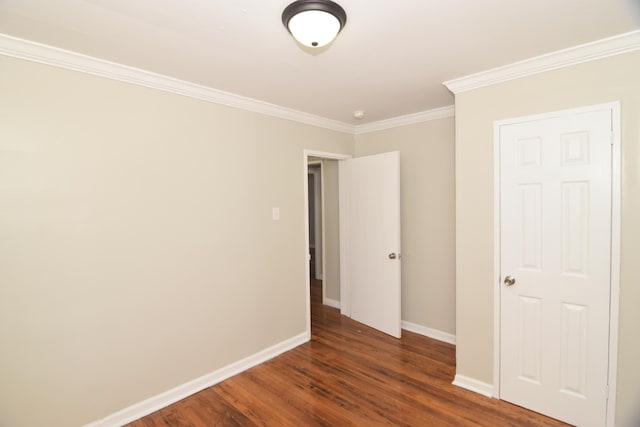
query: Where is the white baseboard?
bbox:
[84,332,310,427]
[323,297,340,309]
[401,320,456,345]
[452,374,494,398]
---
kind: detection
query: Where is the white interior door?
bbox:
[344,151,401,338]
[499,108,612,426]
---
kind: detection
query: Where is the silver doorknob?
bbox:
[388,253,397,259]
[504,276,516,286]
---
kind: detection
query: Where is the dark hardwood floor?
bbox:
[127,279,569,426]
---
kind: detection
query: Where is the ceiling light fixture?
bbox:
[282,0,347,48]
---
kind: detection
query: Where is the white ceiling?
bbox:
[1,0,639,125]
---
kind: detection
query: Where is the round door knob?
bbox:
[388,253,397,259]
[504,276,516,286]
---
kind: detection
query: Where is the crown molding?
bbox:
[0,33,355,134]
[354,105,455,135]
[443,30,640,94]
[0,33,456,136]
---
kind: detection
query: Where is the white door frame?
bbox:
[303,150,352,338]
[492,102,621,427]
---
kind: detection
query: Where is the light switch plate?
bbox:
[272,207,280,221]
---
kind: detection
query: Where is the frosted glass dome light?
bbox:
[282,0,347,48]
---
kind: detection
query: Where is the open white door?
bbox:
[343,151,401,338]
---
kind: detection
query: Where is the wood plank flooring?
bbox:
[127,279,569,426]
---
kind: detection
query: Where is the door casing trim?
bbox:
[492,101,621,427]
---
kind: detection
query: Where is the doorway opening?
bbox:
[303,150,350,338]
[303,149,403,340]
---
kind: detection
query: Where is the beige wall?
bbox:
[354,118,456,334]
[454,51,640,426]
[0,56,353,427]
[322,159,341,303]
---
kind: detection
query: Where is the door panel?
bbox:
[346,151,401,338]
[499,109,612,426]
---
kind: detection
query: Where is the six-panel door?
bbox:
[499,109,612,426]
